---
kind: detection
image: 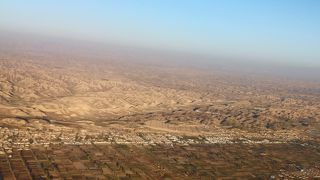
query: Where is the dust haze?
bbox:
[0,31,320,179]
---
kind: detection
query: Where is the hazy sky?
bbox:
[0,0,319,67]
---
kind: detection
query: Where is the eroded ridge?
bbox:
[0,49,320,179]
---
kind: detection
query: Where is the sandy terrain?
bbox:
[0,36,319,179]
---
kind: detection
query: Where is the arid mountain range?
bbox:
[0,33,319,179]
[0,35,319,134]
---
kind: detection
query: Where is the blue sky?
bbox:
[0,0,319,67]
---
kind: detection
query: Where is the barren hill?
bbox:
[0,35,319,139]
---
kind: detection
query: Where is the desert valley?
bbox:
[0,34,319,179]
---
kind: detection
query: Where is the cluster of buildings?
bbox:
[0,124,299,156]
